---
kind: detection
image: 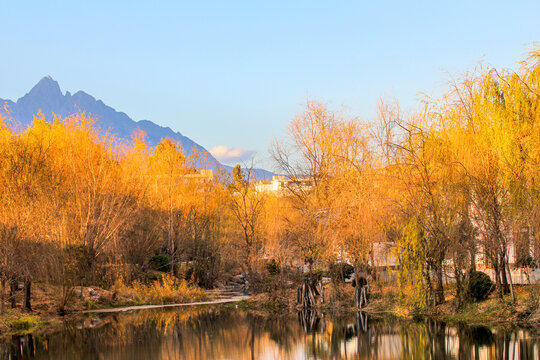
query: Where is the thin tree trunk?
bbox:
[10,277,17,308]
[354,261,360,308]
[308,284,315,306]
[319,280,324,304]
[424,267,434,307]
[80,283,84,299]
[0,278,5,315]
[492,256,503,299]
[434,262,445,305]
[22,280,32,312]
[469,248,476,273]
[504,256,515,303]
[168,183,175,279]
[499,253,510,295]
[360,286,368,308]
[453,259,464,307]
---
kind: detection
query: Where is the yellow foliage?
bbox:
[131,275,207,305]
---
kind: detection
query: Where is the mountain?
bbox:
[0,76,274,180]
[1,76,206,153]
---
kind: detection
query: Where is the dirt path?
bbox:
[82,295,250,314]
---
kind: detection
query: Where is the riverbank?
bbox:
[237,283,540,328]
[0,277,208,336]
[2,281,539,337]
[366,289,540,327]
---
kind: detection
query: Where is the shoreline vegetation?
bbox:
[1,280,538,337]
[240,283,540,327]
[1,48,539,339]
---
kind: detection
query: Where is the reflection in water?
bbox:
[1,306,538,359]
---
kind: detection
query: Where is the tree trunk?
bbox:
[319,280,324,304]
[170,244,175,278]
[453,259,465,307]
[360,286,368,308]
[504,256,515,303]
[168,186,175,278]
[424,268,434,307]
[434,262,445,305]
[245,246,252,292]
[0,278,5,315]
[354,261,360,308]
[492,256,503,299]
[300,279,316,308]
[468,248,476,273]
[22,280,32,312]
[499,253,510,295]
[9,277,17,308]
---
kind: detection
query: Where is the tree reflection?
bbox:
[1,307,538,359]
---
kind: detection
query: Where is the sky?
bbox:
[1,1,539,168]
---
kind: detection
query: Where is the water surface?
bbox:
[2,306,538,359]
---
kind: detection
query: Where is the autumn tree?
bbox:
[148,138,188,276]
[227,165,265,280]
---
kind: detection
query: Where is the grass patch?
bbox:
[84,298,149,310]
[9,316,44,334]
[84,300,104,310]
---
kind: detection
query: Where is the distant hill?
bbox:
[0,76,274,180]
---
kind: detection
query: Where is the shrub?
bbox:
[148,254,171,272]
[329,283,354,305]
[468,271,494,301]
[329,262,354,282]
[143,271,163,282]
[266,259,280,276]
[63,244,93,285]
[516,255,536,269]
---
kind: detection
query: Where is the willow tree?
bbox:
[443,69,525,300]
[384,101,469,306]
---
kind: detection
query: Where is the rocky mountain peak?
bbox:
[24,75,63,101]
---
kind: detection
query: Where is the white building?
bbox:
[255,175,313,194]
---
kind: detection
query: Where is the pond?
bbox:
[1,305,538,359]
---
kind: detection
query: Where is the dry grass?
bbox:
[131,275,207,305]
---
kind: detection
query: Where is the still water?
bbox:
[2,305,538,359]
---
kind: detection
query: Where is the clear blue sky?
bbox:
[2,1,539,167]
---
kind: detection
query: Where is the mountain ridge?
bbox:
[0,76,274,179]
